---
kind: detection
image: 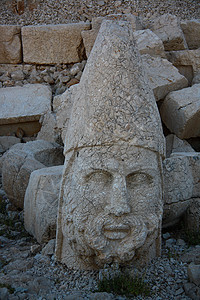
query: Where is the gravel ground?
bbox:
[0,0,199,26]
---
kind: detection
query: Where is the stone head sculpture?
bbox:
[55,20,165,270]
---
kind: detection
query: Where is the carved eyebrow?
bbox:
[84,169,112,178]
[126,168,158,177]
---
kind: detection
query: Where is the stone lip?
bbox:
[0,84,51,125]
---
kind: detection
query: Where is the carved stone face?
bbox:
[59,144,163,269]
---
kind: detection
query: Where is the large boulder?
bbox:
[36,112,60,144]
[22,23,90,64]
[148,14,188,51]
[24,165,63,243]
[0,25,22,63]
[163,152,200,227]
[181,19,200,50]
[0,84,52,136]
[2,140,64,208]
[142,54,188,101]
[160,84,200,139]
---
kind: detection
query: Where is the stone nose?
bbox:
[105,175,131,217]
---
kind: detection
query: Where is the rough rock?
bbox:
[53,84,78,142]
[56,20,165,270]
[2,140,64,208]
[192,72,200,85]
[148,14,188,51]
[0,84,52,136]
[166,48,200,77]
[0,25,22,63]
[184,198,200,232]
[188,263,200,287]
[81,14,143,58]
[142,54,188,101]
[41,239,56,256]
[0,136,21,154]
[160,84,200,139]
[181,19,200,50]
[37,112,60,144]
[22,23,90,64]
[24,166,63,243]
[166,134,195,158]
[163,152,200,227]
[133,29,166,58]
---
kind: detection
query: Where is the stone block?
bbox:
[22,23,90,64]
[163,152,200,227]
[142,54,188,101]
[132,29,166,58]
[24,166,63,243]
[188,263,200,287]
[166,134,195,158]
[0,25,22,63]
[81,14,143,58]
[149,14,188,51]
[37,112,60,143]
[160,84,200,139]
[181,19,200,50]
[166,48,200,77]
[0,136,21,154]
[2,140,64,208]
[0,84,51,136]
[184,198,200,232]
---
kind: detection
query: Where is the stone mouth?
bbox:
[103,224,130,240]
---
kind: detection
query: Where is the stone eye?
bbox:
[126,172,153,188]
[85,171,112,184]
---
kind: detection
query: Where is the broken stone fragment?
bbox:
[181,19,200,50]
[132,29,166,58]
[81,14,143,58]
[163,152,200,227]
[142,54,188,101]
[148,14,188,51]
[160,84,200,139]
[0,84,52,137]
[22,23,90,64]
[2,140,64,209]
[0,25,22,63]
[24,166,63,243]
[165,134,195,158]
[166,48,200,78]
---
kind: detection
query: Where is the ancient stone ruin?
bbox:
[0,1,200,298]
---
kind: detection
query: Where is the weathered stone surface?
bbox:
[22,23,90,64]
[53,84,78,142]
[188,263,200,287]
[37,112,60,143]
[56,20,165,270]
[0,136,21,154]
[133,29,166,58]
[184,198,200,232]
[81,14,143,58]
[166,48,200,77]
[41,239,56,256]
[181,19,200,50]
[24,166,63,243]
[142,54,188,101]
[0,84,51,136]
[192,72,200,85]
[163,152,200,227]
[2,140,64,208]
[148,14,188,51]
[166,134,195,158]
[160,84,200,139]
[0,25,22,63]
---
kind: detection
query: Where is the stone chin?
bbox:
[70,212,159,267]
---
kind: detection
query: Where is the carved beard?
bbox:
[66,211,159,267]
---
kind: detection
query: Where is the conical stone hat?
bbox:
[64,19,165,157]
